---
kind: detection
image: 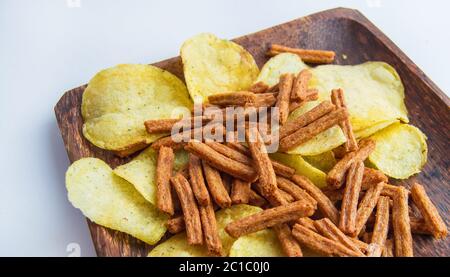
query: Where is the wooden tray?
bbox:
[55,8,450,257]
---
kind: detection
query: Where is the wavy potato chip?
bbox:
[270,153,327,188]
[148,204,263,257]
[66,158,168,245]
[368,123,427,179]
[181,33,259,101]
[355,119,398,139]
[255,53,308,87]
[81,64,192,151]
[113,148,189,205]
[303,151,337,173]
[229,229,284,257]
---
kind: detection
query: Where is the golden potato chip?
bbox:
[148,233,209,257]
[181,33,259,101]
[113,148,189,205]
[270,153,327,188]
[355,119,398,139]
[368,123,427,179]
[148,204,263,257]
[303,151,337,173]
[81,64,192,151]
[229,229,284,257]
[255,53,308,87]
[66,158,168,245]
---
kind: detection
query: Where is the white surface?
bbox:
[0,0,448,257]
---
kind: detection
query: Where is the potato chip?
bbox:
[355,119,398,139]
[113,148,189,205]
[255,53,309,87]
[81,64,192,152]
[229,229,284,257]
[368,123,427,179]
[181,33,259,101]
[148,233,209,257]
[66,158,168,245]
[303,151,337,173]
[270,153,327,188]
[148,204,262,257]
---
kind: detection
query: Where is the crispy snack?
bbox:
[170,173,203,245]
[145,116,210,134]
[252,181,289,207]
[248,189,268,207]
[292,224,363,257]
[314,218,365,256]
[225,201,315,238]
[208,91,256,106]
[279,100,335,139]
[249,81,269,94]
[276,176,317,206]
[253,93,277,107]
[291,174,340,224]
[410,183,448,239]
[355,182,384,236]
[276,73,294,125]
[225,142,251,155]
[331,88,358,152]
[370,196,390,256]
[199,202,223,256]
[339,161,364,236]
[296,217,318,232]
[273,224,303,257]
[279,189,295,203]
[271,160,296,178]
[279,107,348,152]
[231,179,252,204]
[156,146,175,215]
[167,216,185,234]
[291,69,312,100]
[268,44,336,64]
[361,167,388,190]
[202,160,232,208]
[151,136,186,151]
[205,141,252,165]
[392,187,413,257]
[327,139,376,189]
[366,243,382,257]
[246,126,278,199]
[289,89,319,112]
[185,141,257,182]
[381,239,394,257]
[188,154,210,206]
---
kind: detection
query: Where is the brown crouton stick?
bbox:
[273,224,303,257]
[288,89,319,112]
[249,81,269,94]
[354,182,385,236]
[202,160,232,208]
[248,189,268,207]
[331,88,358,152]
[276,73,294,125]
[156,146,175,215]
[199,202,223,256]
[276,176,317,206]
[208,91,256,106]
[291,69,312,100]
[230,178,252,204]
[166,216,185,234]
[268,44,336,64]
[392,186,413,257]
[188,154,210,206]
[370,196,390,257]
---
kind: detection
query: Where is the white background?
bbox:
[0,0,449,257]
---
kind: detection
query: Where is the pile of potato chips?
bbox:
[65,33,427,256]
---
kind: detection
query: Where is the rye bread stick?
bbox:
[381,239,394,257]
[170,173,203,245]
[156,146,175,215]
[361,168,388,190]
[279,189,295,203]
[166,216,185,234]
[205,141,253,165]
[268,44,336,64]
[288,89,319,112]
[276,176,317,206]
[249,81,269,94]
[314,218,365,256]
[370,196,390,256]
[188,154,210,206]
[225,200,316,238]
[354,182,384,236]
[366,243,383,257]
[279,107,348,151]
[279,100,335,139]
[327,139,376,189]
[291,174,340,224]
[339,161,364,236]
[145,116,210,134]
[185,141,257,182]
[276,73,294,125]
[225,142,251,155]
[208,91,256,106]
[271,160,296,178]
[253,93,277,108]
[199,202,223,256]
[296,217,318,232]
[151,136,186,151]
[292,224,363,257]
[291,69,312,100]
[273,223,303,257]
[392,187,413,257]
[248,189,268,207]
[253,182,289,207]
[331,88,358,152]
[410,183,448,239]
[246,126,278,199]
[202,160,232,208]
[230,178,252,204]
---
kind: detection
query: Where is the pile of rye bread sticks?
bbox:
[143,67,447,257]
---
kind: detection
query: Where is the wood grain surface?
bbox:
[54,8,450,257]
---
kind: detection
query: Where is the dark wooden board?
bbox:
[55,8,450,257]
